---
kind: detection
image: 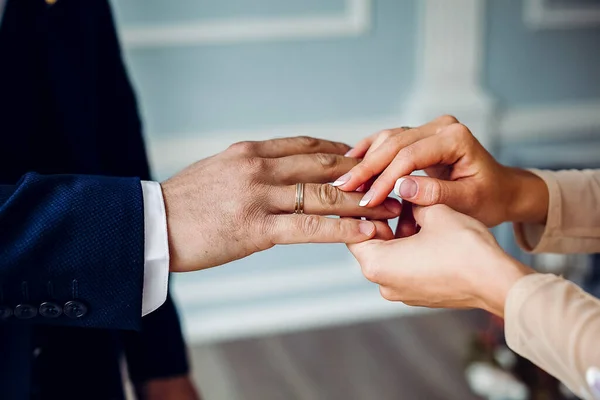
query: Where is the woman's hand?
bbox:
[334,116,549,227]
[347,204,536,317]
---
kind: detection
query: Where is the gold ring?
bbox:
[294,183,305,214]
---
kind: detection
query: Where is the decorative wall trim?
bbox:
[145,116,402,180]
[524,0,600,29]
[119,0,372,48]
[174,261,362,306]
[147,98,600,180]
[172,261,434,344]
[403,0,496,150]
[498,99,600,141]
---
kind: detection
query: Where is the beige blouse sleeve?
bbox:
[506,169,600,399]
[505,274,600,399]
[513,169,600,253]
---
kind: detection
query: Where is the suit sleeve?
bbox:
[0,172,145,330]
[122,291,190,382]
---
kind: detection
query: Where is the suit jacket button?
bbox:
[0,305,12,320]
[14,304,38,319]
[39,302,62,318]
[63,300,87,318]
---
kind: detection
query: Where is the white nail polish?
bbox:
[359,190,374,207]
[394,178,406,197]
[587,367,600,397]
[331,173,350,187]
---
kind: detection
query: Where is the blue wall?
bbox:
[112,0,418,141]
[486,0,600,106]
[112,0,600,152]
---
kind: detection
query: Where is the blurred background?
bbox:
[110,0,600,399]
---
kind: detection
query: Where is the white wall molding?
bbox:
[524,0,600,29]
[146,116,403,180]
[403,0,496,150]
[174,260,363,306]
[119,0,371,48]
[172,260,434,344]
[498,99,600,142]
[147,98,600,180]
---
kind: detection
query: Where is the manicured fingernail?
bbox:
[394,178,417,199]
[359,221,375,236]
[331,173,351,187]
[359,189,375,206]
[344,149,354,157]
[587,367,600,396]
[383,198,401,215]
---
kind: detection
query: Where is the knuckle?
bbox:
[228,141,256,155]
[424,180,444,205]
[447,123,473,142]
[354,160,376,178]
[298,215,322,237]
[379,286,396,301]
[396,147,416,171]
[317,184,341,206]
[398,145,414,159]
[377,129,395,140]
[361,261,381,283]
[389,133,407,147]
[296,136,320,149]
[438,114,459,126]
[242,156,269,176]
[314,153,338,169]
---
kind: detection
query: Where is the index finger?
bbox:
[336,119,452,192]
[344,132,378,158]
[363,125,467,206]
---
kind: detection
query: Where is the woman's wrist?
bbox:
[478,254,536,318]
[504,167,549,225]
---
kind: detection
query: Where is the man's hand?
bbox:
[347,205,535,317]
[161,136,400,272]
[136,376,200,400]
[334,116,549,227]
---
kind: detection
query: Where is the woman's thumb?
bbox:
[394,176,461,207]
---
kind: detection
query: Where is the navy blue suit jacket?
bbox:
[0,0,188,398]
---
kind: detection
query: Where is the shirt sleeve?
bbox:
[140,181,170,317]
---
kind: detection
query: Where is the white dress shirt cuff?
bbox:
[140,181,170,317]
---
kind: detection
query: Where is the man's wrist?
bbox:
[505,167,549,225]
